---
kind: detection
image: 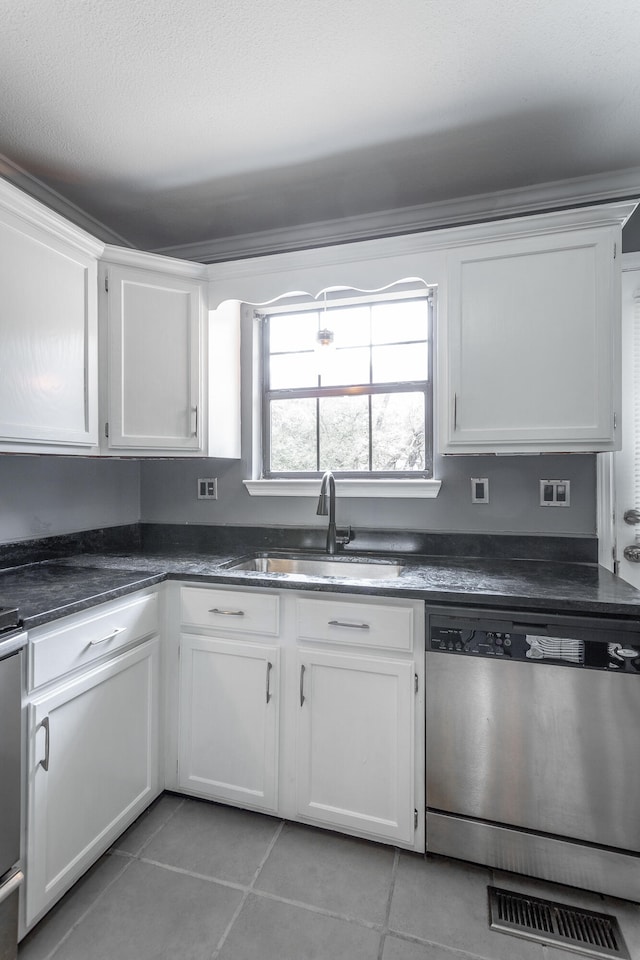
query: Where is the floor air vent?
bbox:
[488,886,630,959]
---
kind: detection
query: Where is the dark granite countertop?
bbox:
[3,544,640,630]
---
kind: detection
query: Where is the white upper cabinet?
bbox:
[439,216,626,454]
[0,181,100,452]
[101,257,205,453]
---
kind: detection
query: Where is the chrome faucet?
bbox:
[316,470,353,555]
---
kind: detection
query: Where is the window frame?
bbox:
[260,289,434,480]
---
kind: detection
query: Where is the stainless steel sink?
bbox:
[223,554,405,579]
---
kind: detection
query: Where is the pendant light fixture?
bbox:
[315,290,336,372]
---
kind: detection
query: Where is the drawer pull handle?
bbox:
[266,661,273,703]
[327,620,370,630]
[39,717,50,771]
[209,608,245,617]
[300,664,306,706]
[89,626,127,646]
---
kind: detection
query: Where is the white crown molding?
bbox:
[0,174,106,258]
[101,243,209,279]
[2,153,638,268]
[0,153,132,249]
[157,166,640,264]
[622,250,640,272]
[206,200,638,291]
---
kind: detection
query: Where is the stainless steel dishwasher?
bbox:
[0,606,26,960]
[425,606,640,900]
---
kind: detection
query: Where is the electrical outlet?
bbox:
[471,477,489,503]
[540,479,570,507]
[197,478,218,500]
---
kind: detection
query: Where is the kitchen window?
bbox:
[259,288,434,480]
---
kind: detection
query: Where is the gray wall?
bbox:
[0,455,140,543]
[139,453,597,536]
[623,207,640,253]
[0,446,597,545]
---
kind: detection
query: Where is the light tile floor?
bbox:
[18,794,640,960]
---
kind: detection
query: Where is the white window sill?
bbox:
[243,479,442,499]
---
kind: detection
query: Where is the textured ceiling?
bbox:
[1,0,639,255]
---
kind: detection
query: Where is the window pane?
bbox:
[330,306,371,347]
[371,300,427,344]
[270,352,318,389]
[269,312,319,353]
[371,393,425,471]
[372,342,428,383]
[319,395,369,470]
[270,398,317,472]
[320,346,370,386]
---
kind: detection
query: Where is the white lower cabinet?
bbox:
[174,584,424,850]
[25,637,161,928]
[177,635,279,812]
[296,648,415,843]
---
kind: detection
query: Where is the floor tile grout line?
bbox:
[210,889,252,960]
[207,821,286,960]
[377,846,400,960]
[36,856,135,960]
[249,887,384,932]
[137,856,249,892]
[247,819,286,890]
[113,795,186,859]
[135,849,384,931]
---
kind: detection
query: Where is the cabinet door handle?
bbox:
[39,716,50,771]
[266,661,273,703]
[327,620,370,630]
[89,626,127,646]
[453,392,458,431]
[209,608,245,617]
[192,405,198,437]
[299,664,306,706]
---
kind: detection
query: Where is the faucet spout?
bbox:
[316,470,352,555]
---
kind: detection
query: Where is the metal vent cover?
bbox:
[488,886,630,959]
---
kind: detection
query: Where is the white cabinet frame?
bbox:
[440,225,621,453]
[102,262,204,452]
[0,182,100,452]
[178,634,280,813]
[296,648,415,842]
[25,639,161,928]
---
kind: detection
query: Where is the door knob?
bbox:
[624,509,640,525]
[623,544,640,562]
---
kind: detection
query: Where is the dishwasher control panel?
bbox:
[429,621,640,671]
[430,626,523,658]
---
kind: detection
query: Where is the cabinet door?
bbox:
[104,264,202,451]
[0,211,98,449]
[178,635,279,812]
[296,649,414,843]
[441,226,620,453]
[26,639,160,927]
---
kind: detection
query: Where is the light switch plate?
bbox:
[540,479,570,506]
[471,477,489,503]
[197,478,218,499]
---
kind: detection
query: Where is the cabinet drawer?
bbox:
[181,587,279,636]
[30,592,159,690]
[296,597,414,652]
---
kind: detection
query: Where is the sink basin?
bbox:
[223,554,406,580]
